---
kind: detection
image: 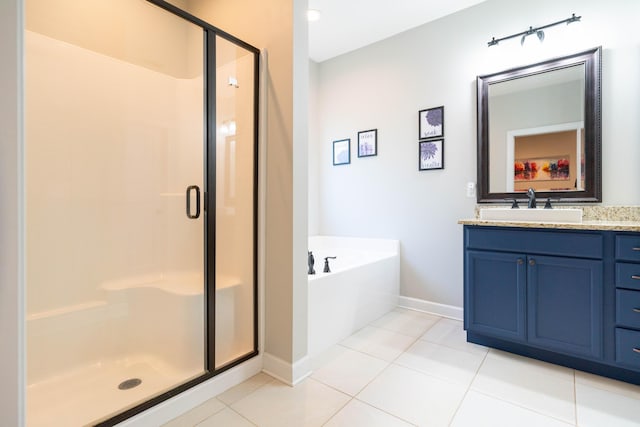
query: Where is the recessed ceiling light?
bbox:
[307,9,321,22]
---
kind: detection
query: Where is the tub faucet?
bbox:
[308,251,315,275]
[527,188,536,209]
[323,256,337,273]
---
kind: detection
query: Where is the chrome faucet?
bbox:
[527,188,536,208]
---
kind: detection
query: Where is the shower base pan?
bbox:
[27,355,201,427]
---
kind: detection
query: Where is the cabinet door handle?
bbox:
[633,348,640,354]
[633,308,640,313]
[517,258,524,265]
[529,259,536,266]
[633,247,640,251]
[632,275,640,280]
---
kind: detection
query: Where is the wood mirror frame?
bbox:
[477,47,602,203]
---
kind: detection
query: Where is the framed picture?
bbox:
[514,156,570,181]
[419,139,444,171]
[357,129,377,157]
[333,138,350,165]
[419,106,444,139]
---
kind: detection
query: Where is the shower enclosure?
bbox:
[25,0,259,425]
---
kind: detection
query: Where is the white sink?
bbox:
[479,208,583,223]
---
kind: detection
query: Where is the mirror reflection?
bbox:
[488,65,584,193]
[477,47,601,203]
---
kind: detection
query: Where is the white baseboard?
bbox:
[118,355,263,427]
[398,296,463,321]
[262,352,312,386]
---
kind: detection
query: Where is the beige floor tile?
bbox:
[420,318,488,356]
[451,390,572,427]
[341,326,416,361]
[395,340,485,387]
[161,397,226,427]
[370,308,441,337]
[324,399,414,427]
[357,364,466,427]
[576,381,640,427]
[231,378,350,427]
[196,408,256,427]
[216,373,274,406]
[575,369,640,400]
[471,349,575,424]
[311,345,389,395]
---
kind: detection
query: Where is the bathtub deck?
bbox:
[27,355,202,427]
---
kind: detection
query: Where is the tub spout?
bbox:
[323,256,337,273]
[308,251,315,275]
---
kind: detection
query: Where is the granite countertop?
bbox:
[457,218,640,232]
[459,205,640,232]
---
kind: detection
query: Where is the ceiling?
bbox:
[307,0,488,63]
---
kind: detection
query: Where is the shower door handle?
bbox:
[186,185,201,219]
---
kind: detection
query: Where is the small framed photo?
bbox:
[333,138,351,165]
[419,139,444,171]
[357,129,377,157]
[419,106,444,139]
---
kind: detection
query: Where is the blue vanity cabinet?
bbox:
[527,255,603,359]
[464,225,640,385]
[465,250,527,342]
[614,234,640,370]
[464,225,605,359]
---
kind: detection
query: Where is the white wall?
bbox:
[311,0,640,307]
[308,60,320,236]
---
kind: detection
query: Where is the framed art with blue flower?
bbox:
[357,129,377,157]
[333,138,351,165]
[419,106,444,139]
[419,139,444,171]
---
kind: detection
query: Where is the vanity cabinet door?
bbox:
[527,255,603,359]
[465,250,527,342]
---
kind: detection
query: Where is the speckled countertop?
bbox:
[459,206,640,232]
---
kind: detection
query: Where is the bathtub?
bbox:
[308,236,400,356]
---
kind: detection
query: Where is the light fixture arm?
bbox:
[488,13,581,47]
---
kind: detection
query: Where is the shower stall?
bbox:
[24,0,259,425]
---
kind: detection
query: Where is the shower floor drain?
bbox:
[118,378,142,390]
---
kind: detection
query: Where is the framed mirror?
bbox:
[477,47,601,203]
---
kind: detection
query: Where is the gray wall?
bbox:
[0,0,24,425]
[310,0,640,307]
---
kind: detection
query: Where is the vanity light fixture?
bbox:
[520,27,544,46]
[487,13,581,47]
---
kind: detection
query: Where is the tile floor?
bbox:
[163,308,640,427]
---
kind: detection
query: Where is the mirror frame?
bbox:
[477,47,602,203]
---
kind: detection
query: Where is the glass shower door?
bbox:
[213,35,258,369]
[25,1,206,425]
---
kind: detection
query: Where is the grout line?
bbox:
[218,375,277,408]
[446,340,490,426]
[352,397,419,426]
[228,405,260,427]
[315,315,429,425]
[319,395,353,426]
[469,389,576,426]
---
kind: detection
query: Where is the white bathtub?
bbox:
[308,236,400,356]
